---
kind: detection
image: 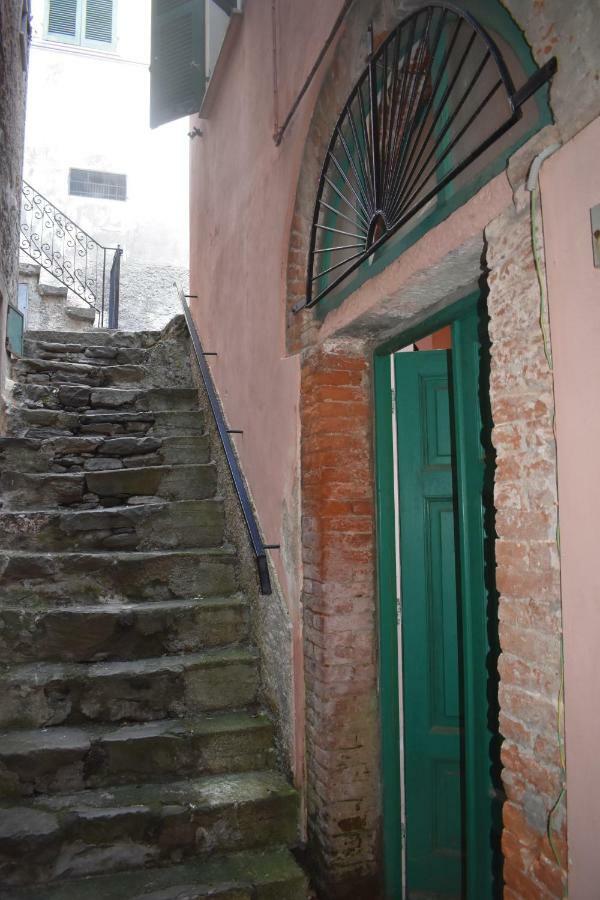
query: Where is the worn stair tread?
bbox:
[0,498,226,552]
[24,329,164,348]
[0,646,259,728]
[0,496,224,518]
[0,595,250,663]
[23,340,149,364]
[1,646,258,685]
[0,710,275,793]
[13,769,294,817]
[2,846,307,900]
[0,710,271,758]
[1,432,210,471]
[0,545,236,562]
[15,358,149,381]
[0,462,218,510]
[14,384,199,412]
[0,594,246,616]
[0,594,246,615]
[0,594,249,661]
[0,771,299,882]
[0,546,239,607]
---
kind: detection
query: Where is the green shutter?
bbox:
[47,0,78,38]
[150,0,205,129]
[211,0,236,13]
[84,0,113,44]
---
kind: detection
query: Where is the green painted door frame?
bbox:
[375,292,499,899]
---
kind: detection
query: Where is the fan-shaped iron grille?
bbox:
[299,2,555,311]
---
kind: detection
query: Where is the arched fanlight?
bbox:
[296,2,556,312]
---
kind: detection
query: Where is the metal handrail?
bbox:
[19,179,122,326]
[178,288,273,595]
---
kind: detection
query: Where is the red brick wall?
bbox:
[486,202,567,898]
[300,344,381,899]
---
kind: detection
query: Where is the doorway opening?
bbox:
[375,293,501,899]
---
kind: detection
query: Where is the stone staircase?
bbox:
[0,319,307,899]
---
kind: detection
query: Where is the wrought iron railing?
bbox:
[296,3,557,311]
[20,180,122,327]
[178,286,276,595]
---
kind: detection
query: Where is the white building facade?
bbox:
[22,0,190,330]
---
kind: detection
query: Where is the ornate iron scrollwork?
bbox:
[298,2,556,312]
[20,180,122,326]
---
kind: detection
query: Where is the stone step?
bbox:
[23,339,150,367]
[0,548,238,605]
[0,498,225,551]
[2,846,307,900]
[8,408,207,440]
[0,462,217,509]
[14,357,152,389]
[0,595,249,663]
[24,328,164,349]
[0,772,299,886]
[0,647,259,729]
[0,710,274,797]
[13,384,199,413]
[0,433,211,474]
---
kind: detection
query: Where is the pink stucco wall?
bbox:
[190,0,346,601]
[542,116,600,895]
[189,0,348,780]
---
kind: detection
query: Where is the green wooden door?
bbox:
[394,350,464,897]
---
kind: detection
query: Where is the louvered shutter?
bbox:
[84,0,114,45]
[150,0,205,129]
[47,0,78,38]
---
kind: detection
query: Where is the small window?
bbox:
[46,0,116,49]
[69,168,127,201]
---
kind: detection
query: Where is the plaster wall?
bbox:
[23,0,189,329]
[542,115,600,898]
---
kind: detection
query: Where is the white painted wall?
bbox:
[23,0,189,329]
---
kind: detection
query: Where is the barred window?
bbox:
[69,168,127,201]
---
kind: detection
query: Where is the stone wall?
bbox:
[117,259,188,332]
[0,0,29,426]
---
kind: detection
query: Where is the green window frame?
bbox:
[45,0,117,51]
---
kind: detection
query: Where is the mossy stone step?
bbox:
[0,462,217,510]
[14,384,199,413]
[0,595,248,664]
[23,339,150,367]
[0,647,259,728]
[0,498,225,552]
[1,846,307,899]
[8,408,207,440]
[14,357,151,389]
[24,328,164,348]
[0,547,238,605]
[0,771,299,885]
[0,433,211,474]
[0,711,274,796]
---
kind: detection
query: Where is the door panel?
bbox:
[394,351,464,897]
